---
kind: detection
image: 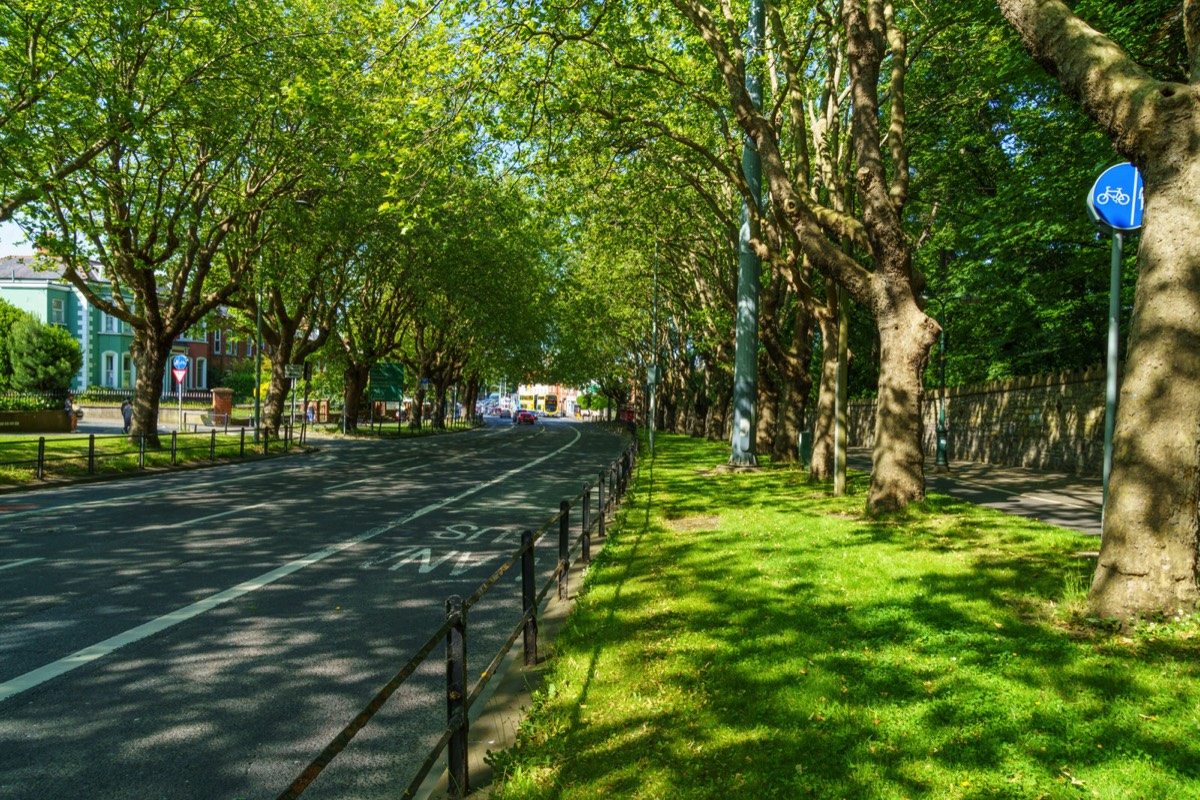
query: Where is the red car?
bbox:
[515,409,537,425]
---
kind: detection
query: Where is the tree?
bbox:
[998,0,1199,622]
[0,298,28,390]
[8,314,81,392]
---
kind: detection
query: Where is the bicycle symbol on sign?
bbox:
[1095,185,1130,205]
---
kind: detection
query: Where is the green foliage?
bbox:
[0,297,27,390]
[8,315,81,392]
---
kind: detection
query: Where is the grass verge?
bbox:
[487,433,1200,800]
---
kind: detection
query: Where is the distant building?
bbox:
[0,254,210,392]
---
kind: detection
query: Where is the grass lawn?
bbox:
[488,433,1200,800]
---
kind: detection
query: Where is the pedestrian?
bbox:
[65,392,78,432]
[121,398,133,434]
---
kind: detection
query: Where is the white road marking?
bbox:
[0,426,582,704]
[0,557,43,571]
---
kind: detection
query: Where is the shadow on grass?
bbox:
[491,434,1200,800]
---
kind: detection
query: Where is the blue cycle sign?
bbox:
[171,355,188,385]
[1087,162,1144,232]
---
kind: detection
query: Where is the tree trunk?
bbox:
[868,303,937,512]
[129,334,173,448]
[998,0,1200,621]
[810,303,840,481]
[756,352,779,457]
[343,364,369,431]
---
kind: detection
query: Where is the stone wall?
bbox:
[847,367,1110,476]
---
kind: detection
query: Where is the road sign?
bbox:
[369,362,405,401]
[1087,162,1144,232]
[171,355,188,385]
[284,364,303,379]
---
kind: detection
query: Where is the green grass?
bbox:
[488,433,1200,800]
[0,431,278,483]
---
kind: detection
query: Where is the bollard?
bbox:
[445,595,468,799]
[581,488,591,565]
[87,434,95,475]
[598,470,606,538]
[263,428,269,455]
[283,423,290,453]
[171,431,178,466]
[558,500,570,601]
[36,437,45,480]
[239,427,246,458]
[210,429,216,461]
[521,531,538,666]
[139,432,146,470]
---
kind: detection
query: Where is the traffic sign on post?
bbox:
[171,354,188,385]
[1087,162,1144,232]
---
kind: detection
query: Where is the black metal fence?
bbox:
[0,426,299,482]
[277,433,639,800]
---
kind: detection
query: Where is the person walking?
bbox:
[65,392,78,432]
[121,398,133,434]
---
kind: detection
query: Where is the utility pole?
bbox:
[729,0,764,467]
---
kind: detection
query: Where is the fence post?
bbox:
[598,470,606,538]
[139,432,146,470]
[170,431,178,466]
[521,530,538,666]
[239,427,245,458]
[210,429,216,461]
[87,434,95,475]
[581,487,591,565]
[445,595,468,799]
[36,437,45,480]
[558,500,570,601]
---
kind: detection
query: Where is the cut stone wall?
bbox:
[847,367,1110,476]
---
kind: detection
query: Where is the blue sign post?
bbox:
[171,357,187,431]
[1086,163,1144,526]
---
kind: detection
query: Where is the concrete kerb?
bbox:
[416,533,603,800]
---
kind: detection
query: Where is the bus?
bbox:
[543,394,558,415]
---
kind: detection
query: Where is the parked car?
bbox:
[499,408,512,419]
[515,409,536,425]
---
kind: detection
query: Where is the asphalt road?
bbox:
[0,418,629,800]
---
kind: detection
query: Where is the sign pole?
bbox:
[1085,162,1143,529]
[1102,231,1123,521]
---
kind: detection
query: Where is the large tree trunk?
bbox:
[810,301,840,481]
[869,304,937,512]
[343,364,369,431]
[129,334,173,448]
[999,0,1200,621]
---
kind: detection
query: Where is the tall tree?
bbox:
[998,0,1200,622]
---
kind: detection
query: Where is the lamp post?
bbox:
[253,271,263,444]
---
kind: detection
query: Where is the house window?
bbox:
[102,352,118,387]
[121,354,133,388]
[195,357,207,389]
[51,298,65,325]
[213,328,222,353]
[225,329,234,355]
[103,313,118,333]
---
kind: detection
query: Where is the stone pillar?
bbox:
[211,387,233,426]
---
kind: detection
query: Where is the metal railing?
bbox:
[0,425,299,482]
[277,435,639,800]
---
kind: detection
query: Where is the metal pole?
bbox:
[1102,232,1123,525]
[445,595,468,799]
[650,246,657,456]
[521,530,538,666]
[935,297,949,473]
[729,0,764,467]
[254,274,262,444]
[558,500,570,601]
[834,286,849,495]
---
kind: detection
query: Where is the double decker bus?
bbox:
[542,394,558,415]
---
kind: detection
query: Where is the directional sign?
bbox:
[1087,162,1144,232]
[369,362,405,401]
[171,354,188,385]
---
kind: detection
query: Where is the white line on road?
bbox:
[0,426,583,704]
[0,557,43,571]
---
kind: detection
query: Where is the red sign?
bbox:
[172,368,187,385]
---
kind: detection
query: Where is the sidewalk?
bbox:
[847,446,1103,536]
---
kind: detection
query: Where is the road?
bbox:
[0,418,628,799]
